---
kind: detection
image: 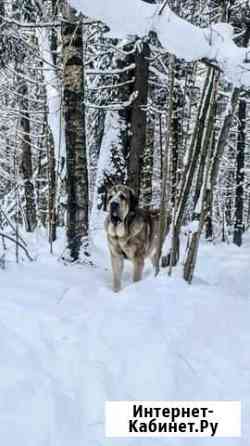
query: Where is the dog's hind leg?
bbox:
[111,254,124,292]
[132,258,144,283]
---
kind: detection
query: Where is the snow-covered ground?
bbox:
[1,229,250,446]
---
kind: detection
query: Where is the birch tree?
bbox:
[62,9,89,260]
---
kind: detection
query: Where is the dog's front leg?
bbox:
[132,258,144,283]
[111,254,124,292]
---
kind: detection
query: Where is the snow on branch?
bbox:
[70,0,250,87]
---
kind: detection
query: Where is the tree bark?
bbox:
[19,81,37,232]
[141,110,154,208]
[127,40,150,199]
[210,87,240,189]
[62,14,89,260]
[175,69,214,233]
[233,98,246,246]
[183,70,219,283]
[47,128,57,245]
[166,69,213,266]
[171,63,182,205]
[155,54,175,275]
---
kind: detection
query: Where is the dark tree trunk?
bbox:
[161,61,183,269]
[171,64,182,205]
[19,81,37,232]
[116,40,134,169]
[62,15,89,261]
[205,189,213,240]
[233,98,246,246]
[0,1,4,21]
[50,0,58,66]
[155,54,175,275]
[141,111,154,208]
[127,40,150,198]
[36,125,48,228]
[47,128,57,244]
[205,130,216,241]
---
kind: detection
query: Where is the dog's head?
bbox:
[107,185,138,225]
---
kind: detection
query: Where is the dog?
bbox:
[104,184,160,292]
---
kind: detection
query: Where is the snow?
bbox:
[70,0,250,87]
[37,29,66,164]
[71,0,154,39]
[183,220,200,234]
[1,227,250,445]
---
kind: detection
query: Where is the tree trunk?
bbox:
[171,64,182,205]
[36,125,48,228]
[183,136,216,283]
[175,69,214,232]
[47,128,57,245]
[62,14,89,261]
[183,70,219,283]
[127,40,150,198]
[167,69,214,266]
[161,61,184,268]
[0,1,4,22]
[19,81,37,232]
[141,111,154,208]
[191,69,216,211]
[210,87,240,189]
[155,54,175,275]
[233,97,246,246]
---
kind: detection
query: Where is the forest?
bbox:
[0,0,250,285]
[0,0,250,283]
[1,1,250,445]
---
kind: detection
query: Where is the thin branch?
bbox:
[0,232,34,261]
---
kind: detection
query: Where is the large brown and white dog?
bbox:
[105,185,160,292]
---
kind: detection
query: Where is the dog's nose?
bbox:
[111,201,119,212]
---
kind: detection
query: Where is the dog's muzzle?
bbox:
[110,202,121,225]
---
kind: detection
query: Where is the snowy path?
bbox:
[1,231,250,446]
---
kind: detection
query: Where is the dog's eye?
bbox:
[120,194,126,200]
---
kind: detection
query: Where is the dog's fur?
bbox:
[105,185,159,292]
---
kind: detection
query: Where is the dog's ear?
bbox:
[129,188,138,212]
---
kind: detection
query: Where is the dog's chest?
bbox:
[108,222,126,238]
[108,222,134,257]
